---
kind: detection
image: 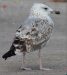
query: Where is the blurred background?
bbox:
[0,0,67,75]
[51,0,67,2]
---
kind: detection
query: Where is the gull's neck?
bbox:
[28,13,51,22]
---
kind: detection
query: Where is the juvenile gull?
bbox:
[2,3,60,70]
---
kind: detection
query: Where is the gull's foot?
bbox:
[21,67,32,70]
[40,67,52,71]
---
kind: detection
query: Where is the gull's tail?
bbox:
[2,44,16,60]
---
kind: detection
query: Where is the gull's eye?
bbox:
[44,7,48,10]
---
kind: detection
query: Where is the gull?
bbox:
[2,3,60,70]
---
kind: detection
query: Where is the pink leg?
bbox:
[38,49,52,70]
[21,52,31,70]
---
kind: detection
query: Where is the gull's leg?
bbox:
[21,52,31,70]
[38,49,42,69]
[38,49,52,70]
[21,52,26,69]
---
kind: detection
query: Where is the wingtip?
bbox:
[2,55,7,60]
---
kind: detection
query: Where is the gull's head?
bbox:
[30,3,60,17]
